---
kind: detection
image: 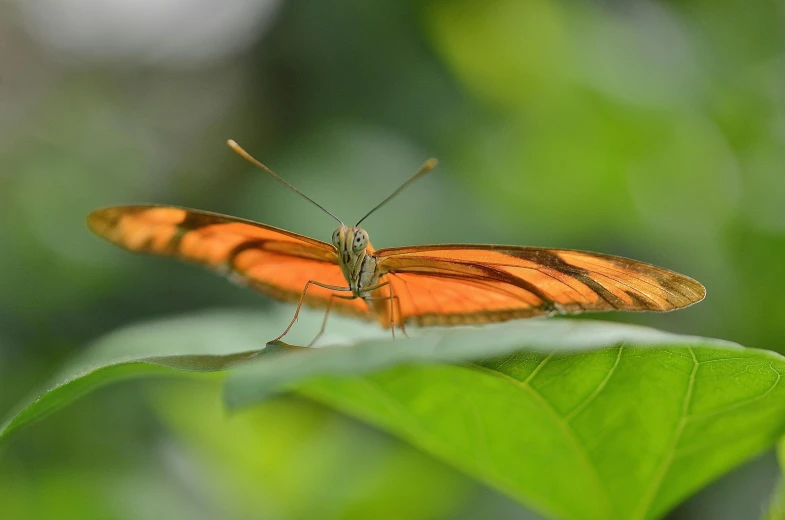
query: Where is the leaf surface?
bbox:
[3,308,784,520]
[227,319,785,520]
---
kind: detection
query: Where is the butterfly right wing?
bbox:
[373,244,706,326]
[88,205,371,319]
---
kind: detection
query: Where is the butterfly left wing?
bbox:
[88,205,371,319]
[372,244,706,327]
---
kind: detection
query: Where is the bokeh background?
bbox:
[1,0,783,518]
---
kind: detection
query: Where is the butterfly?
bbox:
[88,140,706,345]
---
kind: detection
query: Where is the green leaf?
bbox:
[0,308,384,442]
[5,308,784,520]
[226,320,785,520]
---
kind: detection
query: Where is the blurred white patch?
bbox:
[20,0,280,66]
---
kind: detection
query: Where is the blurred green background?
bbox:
[1,0,783,518]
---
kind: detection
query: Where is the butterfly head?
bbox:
[332,226,371,256]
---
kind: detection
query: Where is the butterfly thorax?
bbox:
[332,225,379,297]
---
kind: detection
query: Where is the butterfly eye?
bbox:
[332,229,341,247]
[353,230,368,252]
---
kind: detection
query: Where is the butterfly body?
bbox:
[331,225,379,300]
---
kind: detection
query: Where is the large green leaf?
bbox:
[4,308,784,520]
[226,320,785,520]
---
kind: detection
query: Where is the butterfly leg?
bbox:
[362,281,407,340]
[307,292,357,347]
[389,282,409,338]
[384,281,398,339]
[311,287,405,346]
[396,293,409,338]
[272,280,352,343]
[386,282,397,339]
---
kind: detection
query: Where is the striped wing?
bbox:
[374,245,706,326]
[87,205,370,319]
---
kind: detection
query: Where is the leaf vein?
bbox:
[472,363,615,518]
[684,363,782,423]
[523,352,555,384]
[565,344,624,423]
[633,347,699,519]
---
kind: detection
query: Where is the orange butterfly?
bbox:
[88,140,706,345]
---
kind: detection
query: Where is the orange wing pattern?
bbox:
[87,205,371,319]
[374,245,706,327]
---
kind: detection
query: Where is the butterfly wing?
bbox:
[88,205,371,319]
[373,245,706,326]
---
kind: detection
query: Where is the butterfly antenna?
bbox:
[355,158,438,227]
[227,140,343,225]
